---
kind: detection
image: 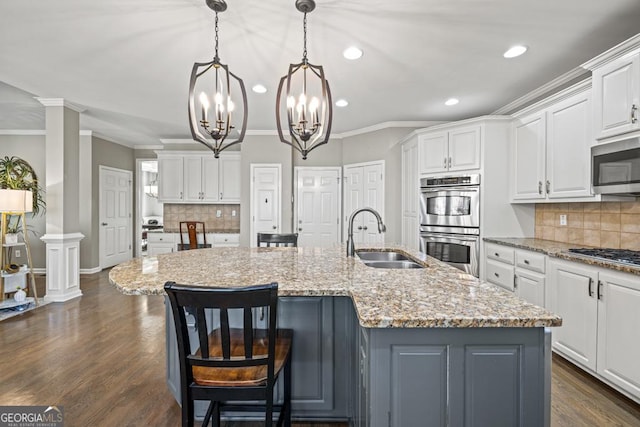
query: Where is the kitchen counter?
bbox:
[161,228,240,233]
[109,245,560,328]
[484,237,640,276]
[110,245,558,425]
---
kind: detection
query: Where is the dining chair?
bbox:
[164,281,293,427]
[256,233,298,247]
[178,221,212,250]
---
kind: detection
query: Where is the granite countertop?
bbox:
[109,245,561,329]
[160,229,240,234]
[484,237,640,276]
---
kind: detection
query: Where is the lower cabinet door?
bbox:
[549,260,598,371]
[596,271,640,398]
[515,268,545,307]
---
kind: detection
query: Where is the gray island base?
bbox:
[109,245,560,426]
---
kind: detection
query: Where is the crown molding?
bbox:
[336,121,437,139]
[492,67,589,115]
[34,97,85,112]
[135,145,165,150]
[581,33,640,70]
[510,78,592,118]
[0,129,45,135]
[159,138,199,145]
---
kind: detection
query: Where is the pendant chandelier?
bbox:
[276,0,332,160]
[188,0,248,158]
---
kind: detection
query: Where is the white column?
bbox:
[37,98,85,302]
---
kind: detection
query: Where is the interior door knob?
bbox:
[272,225,277,230]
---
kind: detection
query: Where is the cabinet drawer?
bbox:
[147,233,176,244]
[486,259,515,291]
[213,234,240,245]
[515,249,545,273]
[486,243,514,264]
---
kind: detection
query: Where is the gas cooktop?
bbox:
[568,248,640,266]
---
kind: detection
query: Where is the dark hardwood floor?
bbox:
[1,269,639,426]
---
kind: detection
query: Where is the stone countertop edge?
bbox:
[109,245,562,329]
[484,237,640,276]
[157,229,241,234]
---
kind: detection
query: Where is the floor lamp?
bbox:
[0,189,38,305]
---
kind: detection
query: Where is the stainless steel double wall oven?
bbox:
[419,174,480,277]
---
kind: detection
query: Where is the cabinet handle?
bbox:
[494,252,500,257]
[597,280,603,300]
[443,158,447,169]
[220,192,223,199]
[494,272,500,278]
[448,157,452,168]
[357,226,363,230]
[545,180,550,194]
[513,274,517,289]
[260,307,265,321]
[524,259,530,265]
[538,181,543,195]
[588,277,593,297]
[632,104,638,124]
[179,191,183,199]
[362,226,368,231]
[298,227,303,231]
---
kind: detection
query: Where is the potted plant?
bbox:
[0,156,46,248]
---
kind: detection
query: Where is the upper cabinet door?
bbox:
[218,154,241,202]
[419,132,448,174]
[593,52,640,140]
[201,156,220,202]
[183,156,205,202]
[158,156,184,202]
[546,90,593,199]
[512,112,546,200]
[448,125,480,172]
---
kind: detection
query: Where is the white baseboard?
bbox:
[80,267,102,275]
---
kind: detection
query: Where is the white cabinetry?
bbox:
[549,258,640,401]
[157,152,240,204]
[588,49,640,140]
[158,156,184,202]
[343,161,384,245]
[512,83,593,202]
[218,153,241,202]
[484,242,546,307]
[401,138,419,250]
[147,233,176,256]
[419,125,480,174]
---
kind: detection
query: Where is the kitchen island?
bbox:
[110,245,561,426]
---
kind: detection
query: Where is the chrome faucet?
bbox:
[346,207,386,257]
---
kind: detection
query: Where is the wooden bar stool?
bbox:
[164,282,293,427]
[257,233,298,247]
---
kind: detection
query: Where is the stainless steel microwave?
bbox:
[592,137,640,196]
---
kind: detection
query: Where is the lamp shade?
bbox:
[0,189,33,213]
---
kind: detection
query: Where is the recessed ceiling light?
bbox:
[336,99,349,107]
[445,98,459,106]
[252,84,267,94]
[343,46,363,60]
[503,45,528,59]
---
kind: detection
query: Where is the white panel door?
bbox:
[343,165,364,243]
[549,260,598,371]
[183,156,204,202]
[201,156,220,202]
[448,125,481,171]
[295,168,341,247]
[219,154,240,202]
[251,165,281,246]
[99,166,132,268]
[419,132,448,174]
[596,271,640,398]
[362,164,384,244]
[512,112,546,200]
[547,90,592,198]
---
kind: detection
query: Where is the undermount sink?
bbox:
[356,250,424,269]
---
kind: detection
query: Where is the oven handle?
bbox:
[421,233,478,243]
[421,187,479,193]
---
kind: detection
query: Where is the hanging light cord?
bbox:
[302,12,308,64]
[214,12,220,62]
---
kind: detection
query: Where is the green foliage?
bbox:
[0,156,46,215]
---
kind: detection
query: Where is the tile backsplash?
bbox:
[163,204,240,233]
[535,201,640,250]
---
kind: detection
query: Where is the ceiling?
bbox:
[1,0,640,147]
